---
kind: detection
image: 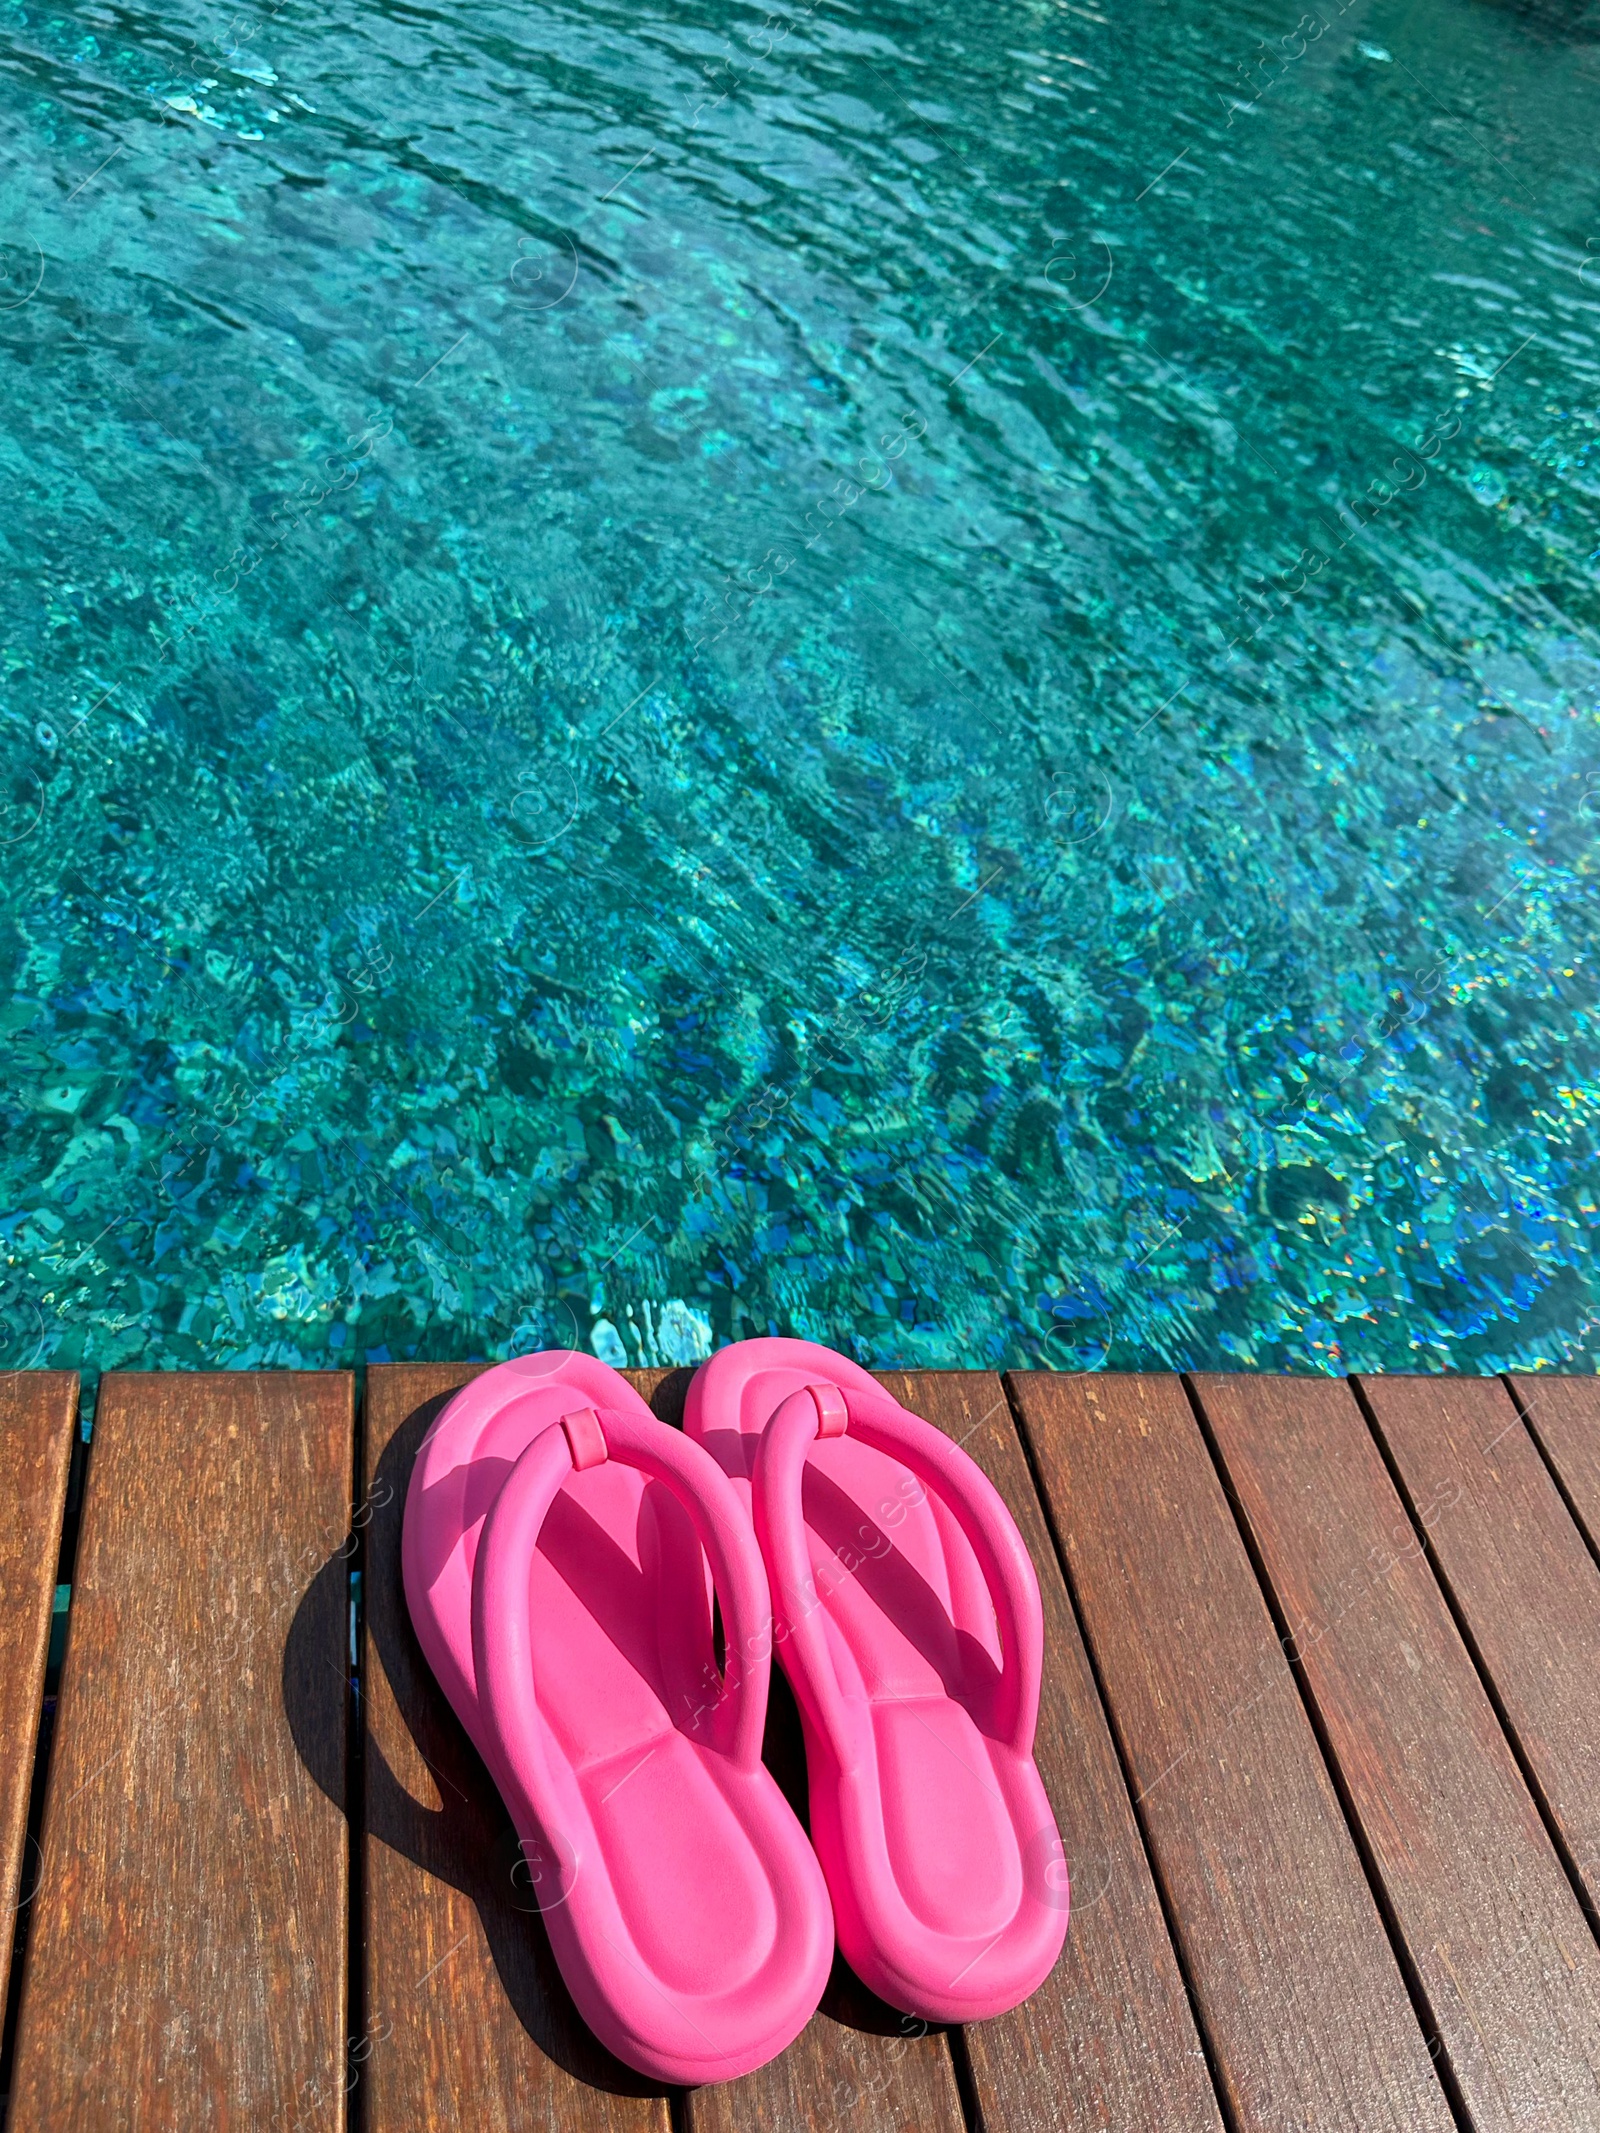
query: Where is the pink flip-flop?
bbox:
[685,1338,1068,2022]
[402,1353,833,2084]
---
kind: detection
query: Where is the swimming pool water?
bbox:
[2,0,1598,1384]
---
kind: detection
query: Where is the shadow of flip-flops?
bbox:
[364,1393,667,2096]
[283,1372,934,2093]
[282,1390,665,2098]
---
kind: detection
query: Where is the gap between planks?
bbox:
[7,1369,1600,2133]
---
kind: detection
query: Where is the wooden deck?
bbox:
[2,1366,1599,2131]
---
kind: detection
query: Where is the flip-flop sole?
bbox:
[686,1337,1068,2021]
[404,1353,834,2081]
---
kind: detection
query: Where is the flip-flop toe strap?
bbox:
[753,1383,1044,1759]
[473,1403,773,1813]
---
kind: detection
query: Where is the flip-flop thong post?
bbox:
[403,1353,834,2084]
[685,1338,1068,2023]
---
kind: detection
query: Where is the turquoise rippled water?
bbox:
[2,0,1598,1383]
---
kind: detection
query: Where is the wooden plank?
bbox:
[682,1955,963,2133]
[6,1371,354,2133]
[1199,1372,1600,2130]
[1361,1373,1600,1918]
[1511,1374,1600,1558]
[682,1371,964,2133]
[880,1370,1223,2133]
[361,1362,670,2133]
[1010,1372,1454,2133]
[0,1373,78,2023]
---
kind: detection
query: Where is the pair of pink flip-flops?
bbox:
[402,1336,1068,2084]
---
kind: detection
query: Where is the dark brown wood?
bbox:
[1360,1373,1600,1919]
[28,1357,1595,2133]
[683,1986,962,2133]
[6,1371,354,2132]
[0,1372,78,2022]
[1511,1374,1600,1559]
[1199,1372,1600,2130]
[878,1370,1223,2133]
[361,1361,670,2133]
[1010,1371,1454,2133]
